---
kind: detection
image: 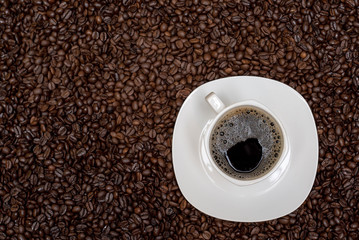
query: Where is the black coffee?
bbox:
[226,138,262,172]
[210,106,284,180]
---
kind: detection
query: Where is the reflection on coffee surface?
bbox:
[210,106,284,180]
[226,138,262,172]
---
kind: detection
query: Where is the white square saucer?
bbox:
[172,76,318,222]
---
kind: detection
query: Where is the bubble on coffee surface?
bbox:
[209,106,284,180]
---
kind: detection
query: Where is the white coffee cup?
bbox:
[201,92,289,186]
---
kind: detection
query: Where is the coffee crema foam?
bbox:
[209,106,284,180]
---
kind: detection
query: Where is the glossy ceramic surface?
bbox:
[172,76,318,222]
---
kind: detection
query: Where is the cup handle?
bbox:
[205,92,226,113]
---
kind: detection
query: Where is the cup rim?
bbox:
[204,99,289,186]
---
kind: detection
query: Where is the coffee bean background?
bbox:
[0,0,358,239]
